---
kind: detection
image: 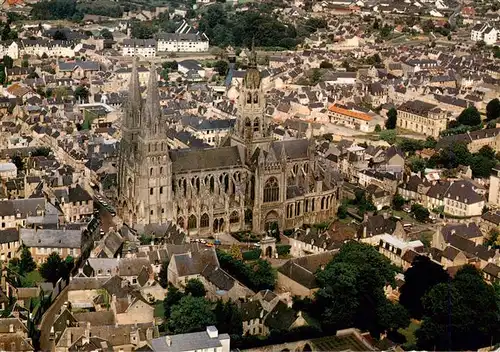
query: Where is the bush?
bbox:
[276,245,291,256]
[242,249,261,261]
[283,229,294,237]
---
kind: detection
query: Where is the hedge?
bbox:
[242,249,261,261]
[276,245,291,256]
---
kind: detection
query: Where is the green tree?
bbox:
[314,242,402,336]
[2,55,13,69]
[168,296,216,334]
[411,204,429,222]
[74,86,89,101]
[32,147,51,157]
[162,60,178,71]
[163,284,184,319]
[214,300,243,336]
[39,252,64,286]
[100,28,113,40]
[385,108,397,129]
[185,278,206,297]
[310,68,321,85]
[319,61,333,69]
[130,21,155,39]
[470,154,497,178]
[11,155,23,170]
[249,259,276,291]
[160,69,169,81]
[19,246,36,274]
[409,157,427,173]
[392,194,405,211]
[457,106,481,126]
[486,98,500,121]
[0,63,6,85]
[214,60,229,76]
[423,136,437,149]
[416,265,500,350]
[21,60,28,68]
[399,255,450,319]
[158,260,169,288]
[337,204,348,219]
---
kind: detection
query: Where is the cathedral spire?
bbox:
[142,63,162,136]
[125,57,142,129]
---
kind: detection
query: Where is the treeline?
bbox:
[198,4,321,49]
[31,0,123,21]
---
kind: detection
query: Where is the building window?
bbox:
[159,187,163,194]
[188,215,197,229]
[150,188,153,195]
[263,177,279,203]
[229,211,239,224]
[200,213,209,228]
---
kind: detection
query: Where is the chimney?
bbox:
[206,326,218,339]
[165,336,172,346]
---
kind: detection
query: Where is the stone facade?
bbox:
[118,56,339,234]
[397,100,448,138]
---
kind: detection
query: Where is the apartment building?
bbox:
[157,32,209,52]
[122,39,157,57]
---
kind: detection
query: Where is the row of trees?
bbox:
[31,0,123,21]
[198,4,300,49]
[8,246,73,287]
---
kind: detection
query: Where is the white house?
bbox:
[0,41,19,59]
[470,23,498,45]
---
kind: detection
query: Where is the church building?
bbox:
[118,55,340,234]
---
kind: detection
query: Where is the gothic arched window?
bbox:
[263,177,279,203]
[253,94,258,104]
[229,211,239,224]
[188,214,197,229]
[200,213,209,228]
[247,93,252,104]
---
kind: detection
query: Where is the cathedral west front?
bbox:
[118,55,340,234]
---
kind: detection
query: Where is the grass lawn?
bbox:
[154,301,165,318]
[21,271,43,287]
[392,210,415,223]
[399,320,421,349]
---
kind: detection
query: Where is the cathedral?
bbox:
[118,56,340,234]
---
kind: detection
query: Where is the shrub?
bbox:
[276,245,291,256]
[242,249,261,261]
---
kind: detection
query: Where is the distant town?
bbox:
[0,0,498,351]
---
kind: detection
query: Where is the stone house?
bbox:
[277,251,336,298]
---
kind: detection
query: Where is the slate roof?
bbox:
[171,247,219,277]
[278,251,336,289]
[239,300,263,321]
[0,228,19,244]
[68,184,92,203]
[20,228,82,248]
[441,223,482,240]
[445,180,483,204]
[151,328,229,352]
[482,211,500,225]
[170,146,243,173]
[271,139,310,160]
[264,301,298,331]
